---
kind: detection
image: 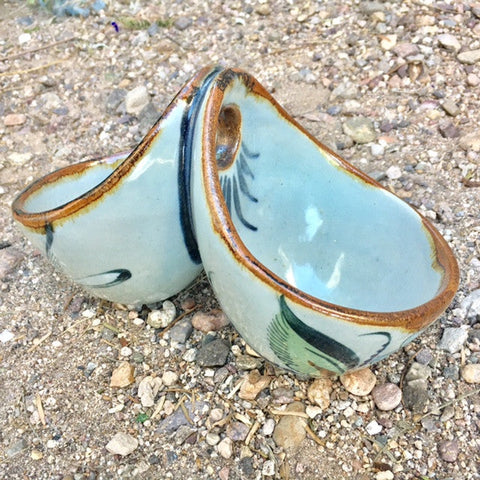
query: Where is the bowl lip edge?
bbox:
[199,67,460,331]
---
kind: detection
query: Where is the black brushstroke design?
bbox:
[178,67,222,264]
[45,223,54,258]
[77,269,132,288]
[220,143,259,231]
[268,295,360,375]
[359,331,392,366]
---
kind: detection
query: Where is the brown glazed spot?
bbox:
[216,104,242,171]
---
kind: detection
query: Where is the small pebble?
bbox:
[343,117,376,143]
[405,362,431,382]
[168,319,193,344]
[438,121,461,138]
[438,440,459,462]
[120,346,133,357]
[147,301,176,329]
[272,402,307,449]
[365,420,382,435]
[438,327,468,353]
[415,348,433,365]
[196,338,230,367]
[4,113,27,126]
[174,16,193,30]
[441,99,461,117]
[0,330,14,343]
[461,364,480,383]
[262,460,275,476]
[235,354,263,370]
[138,376,163,407]
[307,377,333,409]
[6,439,27,458]
[125,85,150,116]
[402,379,429,413]
[467,73,480,86]
[191,310,229,332]
[239,370,271,400]
[31,449,43,460]
[271,387,294,405]
[386,165,402,180]
[393,42,419,57]
[106,432,138,456]
[457,49,480,64]
[340,368,377,396]
[460,289,480,323]
[459,132,480,152]
[217,437,233,459]
[256,4,272,16]
[162,370,178,386]
[262,418,276,436]
[110,362,135,388]
[371,383,402,411]
[375,471,394,480]
[226,421,249,441]
[437,33,461,52]
[206,432,220,446]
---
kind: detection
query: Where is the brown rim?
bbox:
[12,66,218,231]
[201,68,460,331]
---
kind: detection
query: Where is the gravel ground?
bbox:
[1,1,480,479]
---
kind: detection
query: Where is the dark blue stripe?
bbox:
[178,67,222,264]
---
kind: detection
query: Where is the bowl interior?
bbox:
[214,82,444,313]
[21,153,128,214]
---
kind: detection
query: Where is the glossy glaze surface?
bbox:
[12,68,222,304]
[191,69,459,376]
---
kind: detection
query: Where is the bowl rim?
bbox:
[11,66,218,231]
[199,68,460,330]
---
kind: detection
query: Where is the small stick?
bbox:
[0,37,78,62]
[270,409,310,419]
[35,393,46,427]
[421,388,480,419]
[0,58,69,77]
[245,420,261,446]
[28,331,52,353]
[150,395,166,419]
[157,306,199,338]
[305,423,325,446]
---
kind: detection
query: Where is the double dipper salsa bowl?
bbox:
[12,67,459,376]
[11,66,222,305]
[188,68,459,376]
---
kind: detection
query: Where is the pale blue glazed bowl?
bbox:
[190,68,459,376]
[12,67,222,305]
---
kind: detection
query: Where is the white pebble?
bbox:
[18,33,31,44]
[262,418,276,436]
[46,440,58,449]
[162,370,178,386]
[375,471,394,480]
[206,432,220,446]
[262,460,275,476]
[0,330,14,343]
[120,346,133,357]
[365,420,383,435]
[386,165,402,180]
[217,437,233,459]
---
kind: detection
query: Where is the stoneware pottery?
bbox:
[190,68,459,376]
[12,66,223,305]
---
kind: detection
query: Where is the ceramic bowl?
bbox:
[12,66,223,305]
[190,68,459,376]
